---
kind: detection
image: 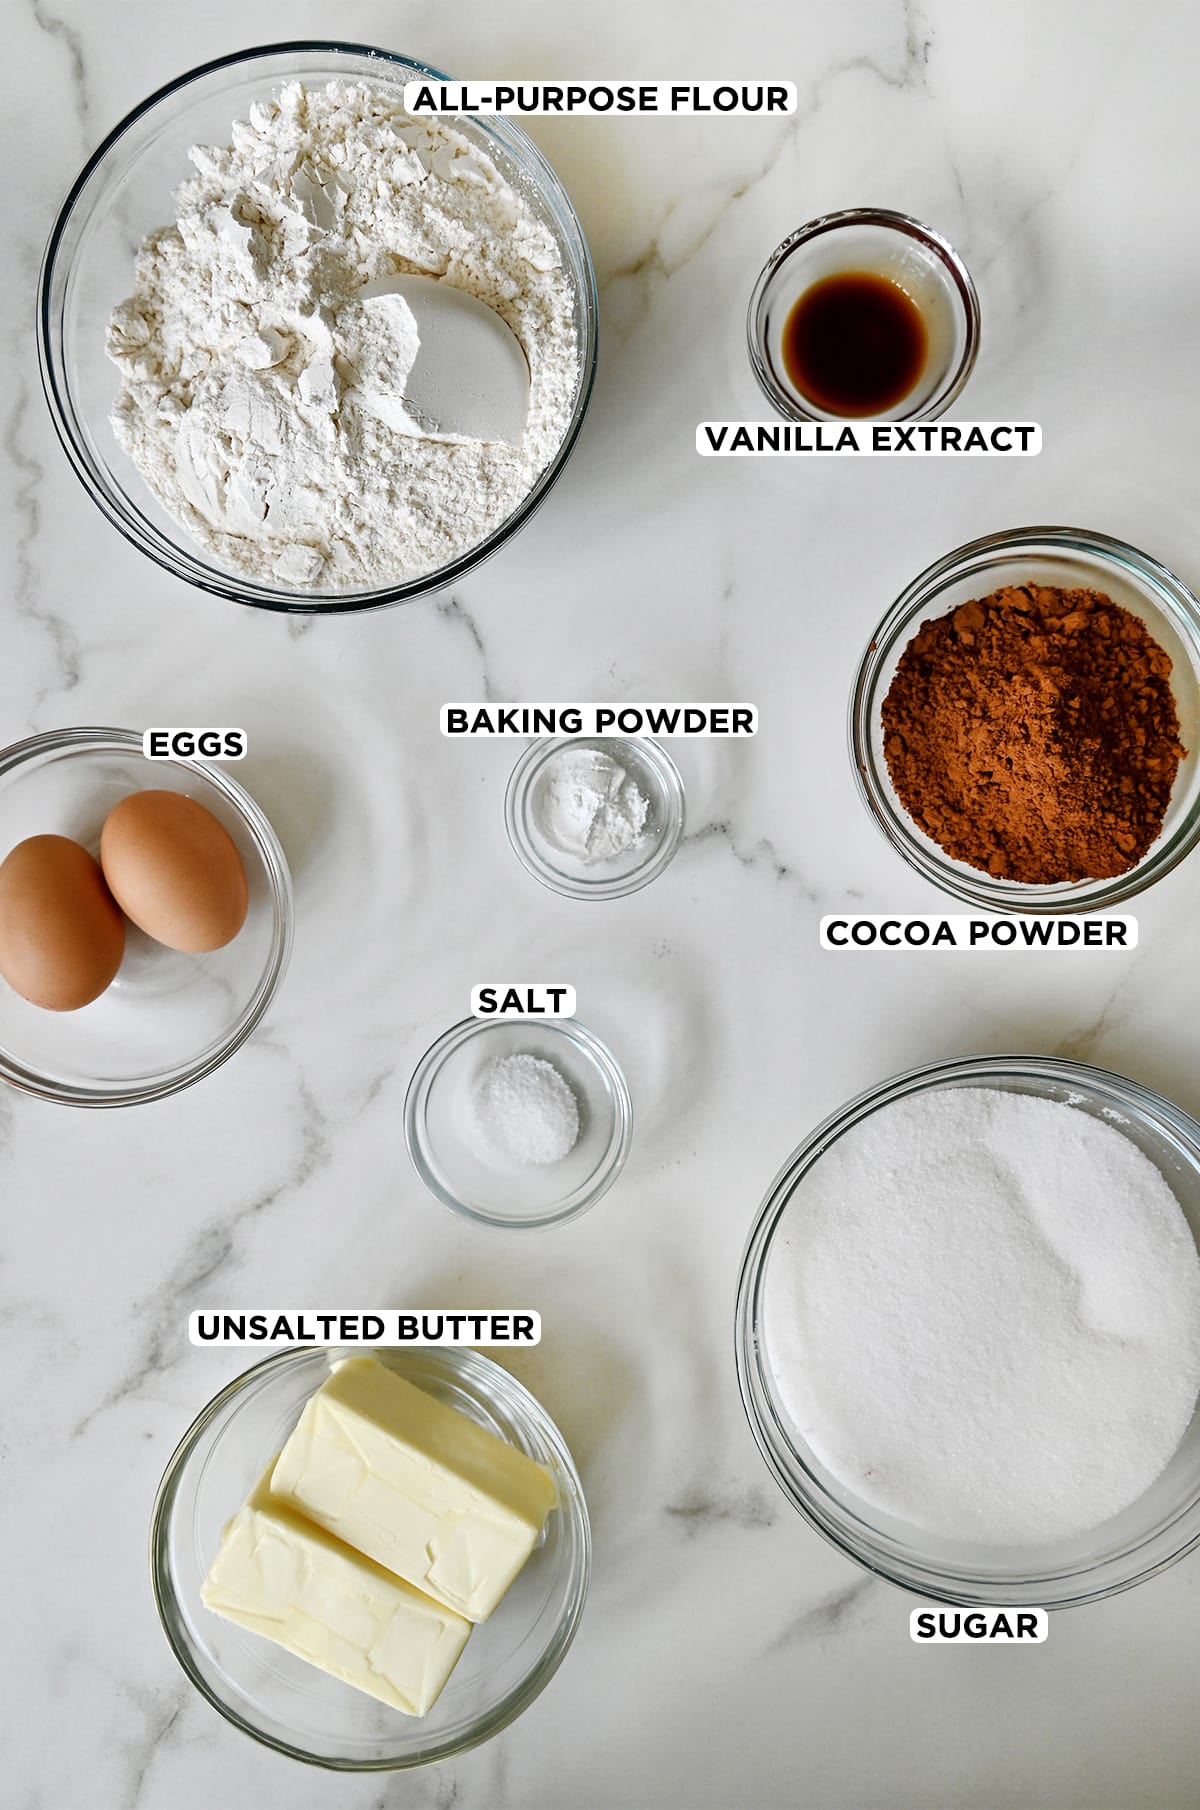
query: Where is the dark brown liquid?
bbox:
[782,271,927,416]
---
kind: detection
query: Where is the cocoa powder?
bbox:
[881,584,1185,883]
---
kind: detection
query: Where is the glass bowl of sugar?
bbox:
[404,1016,633,1229]
[736,1054,1200,1608]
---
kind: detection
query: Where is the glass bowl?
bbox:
[0,727,291,1104]
[850,527,1200,913]
[505,736,685,900]
[151,1344,590,1769]
[37,41,598,614]
[404,1016,633,1229]
[736,1054,1200,1610]
[747,207,979,422]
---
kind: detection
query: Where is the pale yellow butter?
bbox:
[270,1357,558,1622]
[201,1464,471,1716]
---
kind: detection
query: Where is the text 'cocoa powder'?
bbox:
[881,585,1185,884]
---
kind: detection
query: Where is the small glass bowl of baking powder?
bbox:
[736,1054,1200,1609]
[748,208,979,423]
[851,526,1200,913]
[505,736,686,900]
[38,42,598,614]
[404,1016,633,1229]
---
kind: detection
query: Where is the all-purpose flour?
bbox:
[107,80,579,589]
[763,1087,1200,1545]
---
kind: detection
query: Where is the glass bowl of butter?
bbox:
[151,1345,590,1769]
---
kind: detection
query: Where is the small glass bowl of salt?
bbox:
[404,1016,633,1229]
[505,736,685,900]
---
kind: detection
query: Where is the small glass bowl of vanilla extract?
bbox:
[747,208,980,422]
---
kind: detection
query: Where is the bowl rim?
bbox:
[504,734,687,900]
[746,205,981,423]
[0,725,293,1106]
[848,524,1200,913]
[36,39,599,615]
[735,1052,1200,1608]
[404,1013,634,1228]
[149,1343,591,1770]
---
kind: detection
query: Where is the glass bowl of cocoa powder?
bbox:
[851,527,1200,912]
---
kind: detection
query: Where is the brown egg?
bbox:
[0,835,125,1010]
[100,790,249,953]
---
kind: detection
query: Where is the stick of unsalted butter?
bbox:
[201,1462,472,1717]
[270,1356,558,1622]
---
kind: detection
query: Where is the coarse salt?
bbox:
[475,1052,580,1166]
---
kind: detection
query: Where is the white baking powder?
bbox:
[476,1053,580,1165]
[535,748,650,863]
[763,1087,1200,1545]
[107,80,578,589]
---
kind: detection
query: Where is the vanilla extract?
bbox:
[783,269,927,416]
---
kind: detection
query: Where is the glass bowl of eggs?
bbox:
[0,726,292,1105]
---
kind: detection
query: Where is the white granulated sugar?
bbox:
[763,1087,1200,1545]
[106,80,578,589]
[536,749,650,863]
[476,1052,580,1166]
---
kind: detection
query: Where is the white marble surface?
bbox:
[5,1,1200,1805]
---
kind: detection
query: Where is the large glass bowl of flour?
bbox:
[38,43,598,613]
[736,1055,1200,1608]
